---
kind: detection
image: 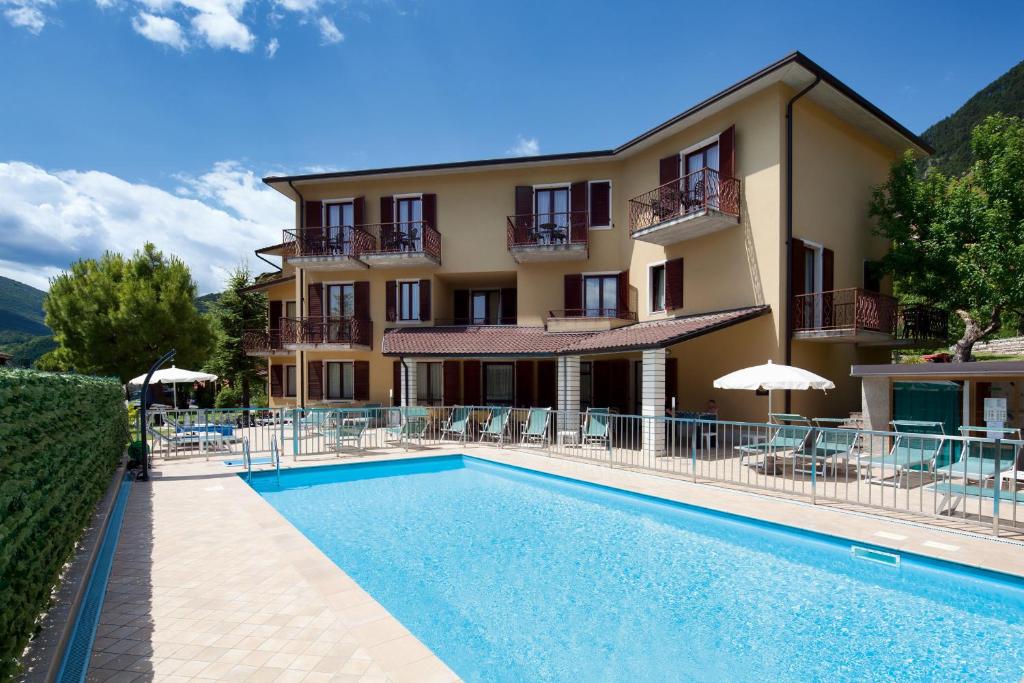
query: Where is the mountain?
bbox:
[0,276,53,367]
[922,59,1024,176]
[196,292,221,313]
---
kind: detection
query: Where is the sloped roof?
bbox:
[381,306,769,357]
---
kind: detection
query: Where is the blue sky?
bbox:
[1,0,1022,292]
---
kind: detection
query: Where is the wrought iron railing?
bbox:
[359,221,442,260]
[793,288,947,341]
[548,308,638,321]
[506,211,589,249]
[628,167,740,235]
[433,317,518,326]
[280,317,372,347]
[284,225,375,258]
[241,329,284,354]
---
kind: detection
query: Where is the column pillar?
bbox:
[556,355,581,434]
[962,380,972,427]
[860,376,891,432]
[641,348,666,457]
[400,359,417,407]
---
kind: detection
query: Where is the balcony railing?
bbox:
[793,288,947,342]
[280,317,373,347]
[506,211,589,249]
[284,226,375,259]
[241,329,284,354]
[433,317,518,326]
[359,221,442,260]
[628,167,740,235]
[548,308,638,321]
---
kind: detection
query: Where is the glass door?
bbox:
[325,202,354,254]
[395,197,422,251]
[534,187,570,243]
[325,284,354,342]
[684,143,719,211]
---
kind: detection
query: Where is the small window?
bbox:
[416,362,443,406]
[470,290,501,325]
[285,300,297,319]
[583,274,618,317]
[483,363,514,406]
[650,264,666,312]
[326,361,354,400]
[399,281,420,321]
[285,365,297,397]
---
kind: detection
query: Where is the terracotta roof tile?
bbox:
[382,306,769,357]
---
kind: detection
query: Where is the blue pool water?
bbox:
[248,456,1024,682]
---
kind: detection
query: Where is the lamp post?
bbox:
[138,349,176,482]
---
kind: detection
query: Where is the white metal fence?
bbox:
[143,406,1024,535]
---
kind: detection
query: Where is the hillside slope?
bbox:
[0,276,49,336]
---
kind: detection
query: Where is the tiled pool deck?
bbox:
[87,446,1024,682]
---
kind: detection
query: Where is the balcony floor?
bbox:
[359,252,440,268]
[283,343,372,351]
[510,243,588,263]
[793,328,922,346]
[285,254,368,271]
[631,208,738,245]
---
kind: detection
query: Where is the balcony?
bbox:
[241,329,287,356]
[628,168,740,245]
[283,226,373,271]
[793,288,948,346]
[280,317,373,350]
[358,221,442,268]
[545,308,637,333]
[506,212,589,263]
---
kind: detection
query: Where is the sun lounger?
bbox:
[933,427,1022,483]
[386,407,429,445]
[864,420,945,487]
[478,407,511,445]
[581,408,610,448]
[327,417,368,450]
[520,407,551,446]
[440,406,473,442]
[926,482,1024,515]
[790,421,861,475]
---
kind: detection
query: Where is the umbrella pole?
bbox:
[173,382,178,410]
[768,389,772,422]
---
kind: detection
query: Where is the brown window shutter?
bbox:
[419,279,431,321]
[443,360,460,404]
[305,200,323,228]
[665,258,684,310]
[422,193,437,231]
[453,289,469,324]
[617,270,630,317]
[354,281,370,320]
[353,361,370,401]
[536,360,556,408]
[392,360,401,405]
[589,181,611,227]
[659,154,680,185]
[822,248,835,292]
[270,365,283,397]
[307,283,324,343]
[564,274,582,316]
[353,196,365,225]
[500,288,517,324]
[665,357,678,410]
[791,238,806,298]
[380,196,393,223]
[515,186,534,217]
[718,125,736,179]
[515,360,534,408]
[570,181,588,241]
[307,361,323,401]
[385,280,397,322]
[462,360,481,405]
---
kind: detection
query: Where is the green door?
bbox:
[893,381,961,466]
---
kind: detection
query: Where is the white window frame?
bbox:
[396,278,423,324]
[392,192,424,221]
[587,179,613,229]
[323,360,355,402]
[321,197,356,227]
[647,260,668,316]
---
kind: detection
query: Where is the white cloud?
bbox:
[274,0,320,11]
[132,12,188,50]
[190,9,253,51]
[0,161,293,294]
[507,134,540,157]
[2,0,53,33]
[317,15,342,44]
[265,36,278,57]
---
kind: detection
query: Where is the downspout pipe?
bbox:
[400,356,409,408]
[784,75,820,413]
[290,180,307,410]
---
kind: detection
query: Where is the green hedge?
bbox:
[0,369,128,679]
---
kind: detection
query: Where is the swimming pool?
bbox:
[248,455,1024,682]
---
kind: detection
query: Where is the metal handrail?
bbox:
[628,167,740,234]
[547,308,637,320]
[279,317,372,347]
[359,221,442,259]
[793,288,947,340]
[506,211,589,248]
[284,225,374,258]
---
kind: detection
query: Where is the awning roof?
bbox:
[381,306,769,357]
[851,361,1024,380]
[239,274,295,293]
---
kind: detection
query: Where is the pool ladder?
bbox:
[243,436,281,486]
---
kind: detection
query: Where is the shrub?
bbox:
[0,369,128,679]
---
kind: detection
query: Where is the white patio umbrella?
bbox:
[129,365,218,408]
[713,360,834,419]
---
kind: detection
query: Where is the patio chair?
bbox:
[520,407,551,447]
[926,481,1024,515]
[865,420,946,487]
[581,408,610,448]
[738,419,814,473]
[440,406,473,443]
[478,407,511,445]
[933,427,1022,483]
[790,420,860,476]
[386,407,430,446]
[327,418,368,451]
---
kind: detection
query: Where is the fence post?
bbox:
[690,421,697,483]
[993,437,1002,536]
[810,428,818,505]
[292,407,300,460]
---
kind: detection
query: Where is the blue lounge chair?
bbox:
[441,406,473,443]
[581,408,610,448]
[791,420,861,475]
[520,407,551,446]
[926,482,1024,515]
[933,427,1022,483]
[478,407,511,445]
[865,420,945,487]
[386,407,429,446]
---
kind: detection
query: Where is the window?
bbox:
[684,142,720,209]
[284,300,297,319]
[395,196,423,251]
[285,365,297,397]
[325,201,355,254]
[583,274,618,317]
[483,363,514,405]
[580,361,593,409]
[801,243,824,327]
[398,281,420,321]
[864,261,882,292]
[416,362,443,405]
[650,264,666,312]
[534,186,570,234]
[471,290,500,324]
[325,361,354,400]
